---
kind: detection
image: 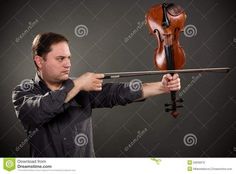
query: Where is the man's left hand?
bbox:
[161,73,181,93]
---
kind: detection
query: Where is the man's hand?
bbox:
[161,73,181,93]
[65,72,104,103]
[74,72,104,91]
[139,73,181,99]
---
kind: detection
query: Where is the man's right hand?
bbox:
[73,72,104,92]
[65,72,104,103]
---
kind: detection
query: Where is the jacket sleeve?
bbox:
[88,82,144,108]
[12,79,74,128]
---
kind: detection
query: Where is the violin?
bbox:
[80,3,230,118]
[145,3,186,117]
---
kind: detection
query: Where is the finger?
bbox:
[93,80,103,88]
[167,84,180,89]
[97,83,102,87]
[168,83,181,90]
[94,79,103,84]
[172,73,179,80]
[95,73,105,79]
[169,87,181,91]
[164,74,173,81]
[93,84,102,90]
[167,78,180,85]
[92,85,102,91]
[95,86,102,91]
[93,83,102,88]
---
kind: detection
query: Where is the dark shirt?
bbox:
[12,74,143,157]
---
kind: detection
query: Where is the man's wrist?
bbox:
[73,79,82,91]
[142,82,167,98]
[158,82,168,94]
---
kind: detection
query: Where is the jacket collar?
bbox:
[34,73,50,92]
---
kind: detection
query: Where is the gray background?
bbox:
[0,0,236,157]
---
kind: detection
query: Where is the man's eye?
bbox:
[58,58,64,61]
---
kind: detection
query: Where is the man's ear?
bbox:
[34,55,44,69]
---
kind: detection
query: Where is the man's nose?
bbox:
[64,58,71,68]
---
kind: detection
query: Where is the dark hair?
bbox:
[32,32,69,69]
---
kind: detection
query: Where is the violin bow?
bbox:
[102,67,230,79]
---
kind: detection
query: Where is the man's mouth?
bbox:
[62,70,70,74]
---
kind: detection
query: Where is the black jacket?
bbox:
[12,74,143,157]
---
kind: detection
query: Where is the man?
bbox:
[12,32,181,157]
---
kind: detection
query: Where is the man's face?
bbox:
[40,41,71,83]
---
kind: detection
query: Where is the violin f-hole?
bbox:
[154,29,164,42]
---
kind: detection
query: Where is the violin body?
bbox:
[146,3,187,70]
[146,3,187,117]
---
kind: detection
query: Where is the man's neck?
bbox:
[38,72,62,91]
[45,81,62,91]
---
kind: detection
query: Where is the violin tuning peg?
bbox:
[165,103,171,107]
[165,108,171,112]
[177,98,184,103]
[165,107,177,112]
